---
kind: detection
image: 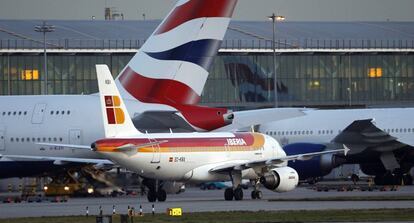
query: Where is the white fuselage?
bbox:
[0,95,173,160]
[259,108,414,147]
[96,133,285,182]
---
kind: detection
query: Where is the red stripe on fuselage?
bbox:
[156,0,237,35]
[95,133,256,148]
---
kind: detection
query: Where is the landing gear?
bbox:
[374,173,413,186]
[251,190,262,199]
[142,178,167,202]
[234,187,243,200]
[224,187,243,201]
[224,188,234,201]
[157,189,167,202]
[147,190,157,202]
[251,179,262,200]
[224,170,244,201]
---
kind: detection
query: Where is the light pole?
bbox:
[268,13,285,107]
[35,21,55,95]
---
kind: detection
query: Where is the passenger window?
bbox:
[56,111,59,115]
[16,138,19,142]
[59,137,63,142]
[61,111,65,115]
[2,112,5,116]
[53,137,57,142]
[51,111,54,115]
[7,112,11,115]
[24,111,27,115]
[48,137,51,142]
[67,110,71,115]
[26,137,30,142]
[18,111,22,115]
[13,111,16,115]
[10,138,13,142]
[21,138,24,142]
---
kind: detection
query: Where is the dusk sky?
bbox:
[1,0,414,21]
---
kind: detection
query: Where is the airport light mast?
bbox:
[35,21,55,95]
[268,13,285,108]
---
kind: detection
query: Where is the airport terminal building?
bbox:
[0,20,413,110]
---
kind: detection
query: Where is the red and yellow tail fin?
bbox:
[96,65,140,138]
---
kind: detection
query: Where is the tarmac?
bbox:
[0,186,414,218]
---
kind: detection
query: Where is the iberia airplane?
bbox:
[35,64,346,202]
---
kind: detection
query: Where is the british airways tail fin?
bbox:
[116,0,237,105]
[96,65,140,138]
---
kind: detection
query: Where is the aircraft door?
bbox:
[149,138,161,163]
[0,130,5,151]
[31,103,47,124]
[69,129,82,145]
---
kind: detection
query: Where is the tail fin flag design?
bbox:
[96,65,140,138]
[117,0,238,106]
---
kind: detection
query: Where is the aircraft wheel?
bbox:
[234,188,243,201]
[251,191,257,199]
[157,189,167,202]
[224,188,234,201]
[147,190,157,202]
[255,191,263,199]
[403,175,413,185]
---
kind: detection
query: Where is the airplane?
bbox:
[30,64,346,202]
[0,0,305,181]
[259,108,414,185]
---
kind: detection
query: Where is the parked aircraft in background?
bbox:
[40,64,345,202]
[259,108,414,185]
[0,0,234,178]
[0,0,306,186]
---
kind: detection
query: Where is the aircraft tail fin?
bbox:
[116,0,237,105]
[96,64,140,138]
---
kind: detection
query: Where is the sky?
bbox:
[1,0,414,21]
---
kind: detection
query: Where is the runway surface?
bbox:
[1,186,414,218]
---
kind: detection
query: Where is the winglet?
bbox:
[96,65,140,138]
[343,144,350,156]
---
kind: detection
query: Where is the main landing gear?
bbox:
[224,170,244,201]
[142,178,167,202]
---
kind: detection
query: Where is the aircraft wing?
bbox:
[332,119,413,170]
[333,119,408,154]
[209,148,347,173]
[0,154,113,165]
[212,108,309,132]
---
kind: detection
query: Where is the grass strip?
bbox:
[268,196,414,202]
[0,208,414,223]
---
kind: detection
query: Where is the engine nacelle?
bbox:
[260,166,299,192]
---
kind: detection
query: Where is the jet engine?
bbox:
[283,143,346,180]
[260,166,299,192]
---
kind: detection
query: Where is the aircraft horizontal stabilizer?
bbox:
[212,108,309,132]
[1,154,113,165]
[115,140,168,152]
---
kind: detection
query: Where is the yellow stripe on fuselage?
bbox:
[96,134,266,153]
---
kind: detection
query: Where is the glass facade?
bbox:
[0,52,413,109]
